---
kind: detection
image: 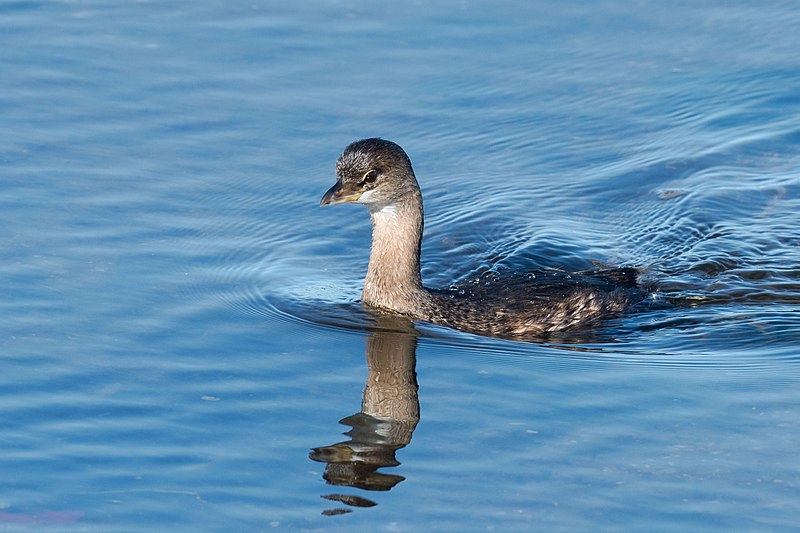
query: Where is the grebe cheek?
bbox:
[357,189,377,203]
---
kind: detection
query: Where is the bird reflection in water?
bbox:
[310,315,420,516]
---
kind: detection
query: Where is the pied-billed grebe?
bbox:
[320,138,644,339]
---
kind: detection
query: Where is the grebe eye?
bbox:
[362,169,379,184]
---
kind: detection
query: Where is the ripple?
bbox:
[194,87,800,376]
[206,165,800,373]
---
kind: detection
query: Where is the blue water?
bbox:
[2,1,799,531]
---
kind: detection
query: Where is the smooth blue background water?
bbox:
[2,1,799,531]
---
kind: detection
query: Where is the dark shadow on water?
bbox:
[309,314,420,516]
[304,303,653,518]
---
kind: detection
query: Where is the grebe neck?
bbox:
[363,191,428,315]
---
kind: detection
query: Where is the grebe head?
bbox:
[320,138,420,207]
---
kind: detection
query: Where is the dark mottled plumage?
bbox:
[320,138,644,339]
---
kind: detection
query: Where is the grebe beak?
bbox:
[320,180,362,206]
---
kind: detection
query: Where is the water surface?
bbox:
[1,1,799,531]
